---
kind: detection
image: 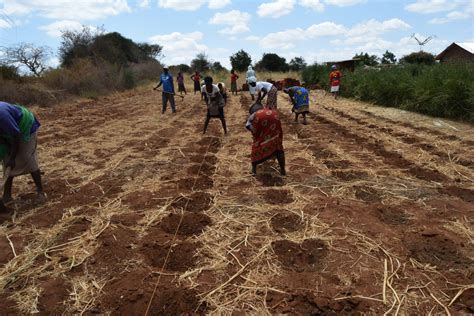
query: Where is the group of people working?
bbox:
[0,64,342,212]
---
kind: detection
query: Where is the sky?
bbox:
[0,0,473,69]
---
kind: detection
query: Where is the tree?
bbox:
[191,53,211,72]
[353,52,379,67]
[400,51,436,65]
[230,49,252,72]
[381,50,397,64]
[59,25,104,67]
[1,43,51,77]
[138,43,163,60]
[59,27,161,68]
[211,61,225,72]
[289,56,307,71]
[255,53,289,72]
[176,64,190,72]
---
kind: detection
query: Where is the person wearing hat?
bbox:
[284,86,310,125]
[153,67,176,113]
[202,76,227,135]
[329,64,342,99]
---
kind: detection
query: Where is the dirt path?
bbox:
[0,86,473,314]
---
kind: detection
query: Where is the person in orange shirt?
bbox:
[329,65,342,99]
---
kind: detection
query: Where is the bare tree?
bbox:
[1,43,51,77]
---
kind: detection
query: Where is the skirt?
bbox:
[178,83,186,92]
[266,86,278,109]
[194,81,201,92]
[331,85,340,93]
[231,81,237,92]
[3,132,39,177]
[251,109,284,163]
[249,84,256,95]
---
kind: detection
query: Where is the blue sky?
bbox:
[0,0,473,69]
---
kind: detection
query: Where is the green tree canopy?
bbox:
[354,52,379,66]
[381,50,397,64]
[191,53,211,72]
[400,51,436,65]
[59,26,162,67]
[289,56,307,71]
[255,53,289,72]
[230,49,252,72]
[211,61,225,72]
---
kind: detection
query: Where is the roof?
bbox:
[436,42,474,60]
[325,58,360,64]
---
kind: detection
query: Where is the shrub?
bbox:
[340,63,474,123]
[400,51,436,65]
[0,78,56,106]
[301,63,330,89]
[0,64,20,81]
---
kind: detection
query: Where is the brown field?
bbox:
[0,85,473,314]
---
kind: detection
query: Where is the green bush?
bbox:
[340,64,474,123]
[301,63,330,89]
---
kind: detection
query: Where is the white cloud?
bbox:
[0,0,131,20]
[245,35,260,42]
[258,0,367,18]
[324,0,366,6]
[430,10,472,24]
[149,31,208,65]
[139,0,150,8]
[208,0,231,9]
[257,0,295,18]
[299,0,324,11]
[307,21,347,36]
[0,19,13,28]
[209,10,251,34]
[158,0,206,11]
[260,28,304,49]
[38,20,84,37]
[157,0,230,11]
[405,0,459,14]
[347,18,411,37]
[259,21,346,49]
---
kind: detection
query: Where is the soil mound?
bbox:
[270,212,303,233]
[159,212,211,236]
[272,239,328,272]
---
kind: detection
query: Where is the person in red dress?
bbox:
[329,65,342,99]
[191,71,201,95]
[246,102,286,175]
[230,69,239,95]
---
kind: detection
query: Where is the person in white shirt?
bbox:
[248,79,278,109]
[246,66,257,101]
[201,76,227,135]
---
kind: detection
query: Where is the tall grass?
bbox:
[303,63,474,123]
[345,64,474,123]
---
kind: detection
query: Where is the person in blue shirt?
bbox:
[0,102,44,212]
[153,67,176,114]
